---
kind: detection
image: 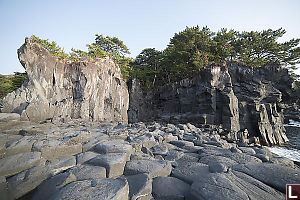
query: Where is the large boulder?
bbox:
[1,37,129,123]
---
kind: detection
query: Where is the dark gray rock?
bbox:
[52,178,129,200]
[69,165,106,180]
[172,162,210,184]
[93,140,132,155]
[76,151,99,165]
[0,152,43,177]
[7,165,52,199]
[124,160,172,178]
[32,171,76,200]
[152,176,190,200]
[126,173,152,200]
[233,163,300,193]
[0,176,8,200]
[269,157,295,168]
[88,153,128,178]
[188,171,284,200]
[128,63,293,146]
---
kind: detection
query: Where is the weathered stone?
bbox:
[130,153,154,161]
[76,151,99,165]
[0,113,20,122]
[152,176,190,200]
[169,140,194,148]
[34,141,82,160]
[47,156,77,176]
[172,162,210,184]
[88,153,128,178]
[237,147,256,155]
[69,165,106,180]
[7,165,52,200]
[5,136,36,157]
[188,171,284,200]
[208,161,228,173]
[124,160,172,178]
[33,171,76,200]
[150,143,169,156]
[0,176,8,200]
[233,163,300,193]
[254,153,270,162]
[0,152,43,177]
[52,178,129,200]
[126,173,152,200]
[93,140,132,155]
[128,64,293,146]
[1,37,129,123]
[269,157,295,168]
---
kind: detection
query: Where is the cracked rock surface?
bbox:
[0,119,296,200]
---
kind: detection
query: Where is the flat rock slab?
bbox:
[0,152,42,177]
[33,171,76,200]
[69,165,106,180]
[93,140,132,154]
[89,153,128,178]
[153,176,190,200]
[7,165,52,200]
[0,113,20,122]
[52,178,129,200]
[172,162,209,184]
[76,151,99,165]
[126,173,152,200]
[188,171,284,200]
[233,163,300,193]
[124,160,172,178]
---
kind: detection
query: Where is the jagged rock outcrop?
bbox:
[128,63,294,146]
[1,38,129,123]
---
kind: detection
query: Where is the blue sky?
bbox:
[0,0,299,74]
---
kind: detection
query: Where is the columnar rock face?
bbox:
[128,63,294,145]
[1,38,129,123]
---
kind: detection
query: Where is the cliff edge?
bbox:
[0,38,129,123]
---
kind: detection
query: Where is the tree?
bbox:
[164,26,216,80]
[132,48,163,90]
[232,28,300,67]
[87,34,132,79]
[31,35,68,60]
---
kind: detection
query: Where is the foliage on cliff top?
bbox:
[0,72,27,100]
[31,35,132,79]
[131,26,300,91]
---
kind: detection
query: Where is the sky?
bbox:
[0,0,299,75]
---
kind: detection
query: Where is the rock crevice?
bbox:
[1,38,129,123]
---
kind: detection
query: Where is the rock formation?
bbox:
[0,38,129,123]
[0,117,298,200]
[128,63,294,146]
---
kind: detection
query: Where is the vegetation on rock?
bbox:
[31,35,132,79]
[0,72,27,99]
[131,26,300,90]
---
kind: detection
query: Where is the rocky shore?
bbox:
[1,38,300,199]
[0,113,299,200]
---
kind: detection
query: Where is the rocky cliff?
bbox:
[128,63,294,146]
[0,38,129,123]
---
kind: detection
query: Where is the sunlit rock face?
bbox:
[1,38,129,123]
